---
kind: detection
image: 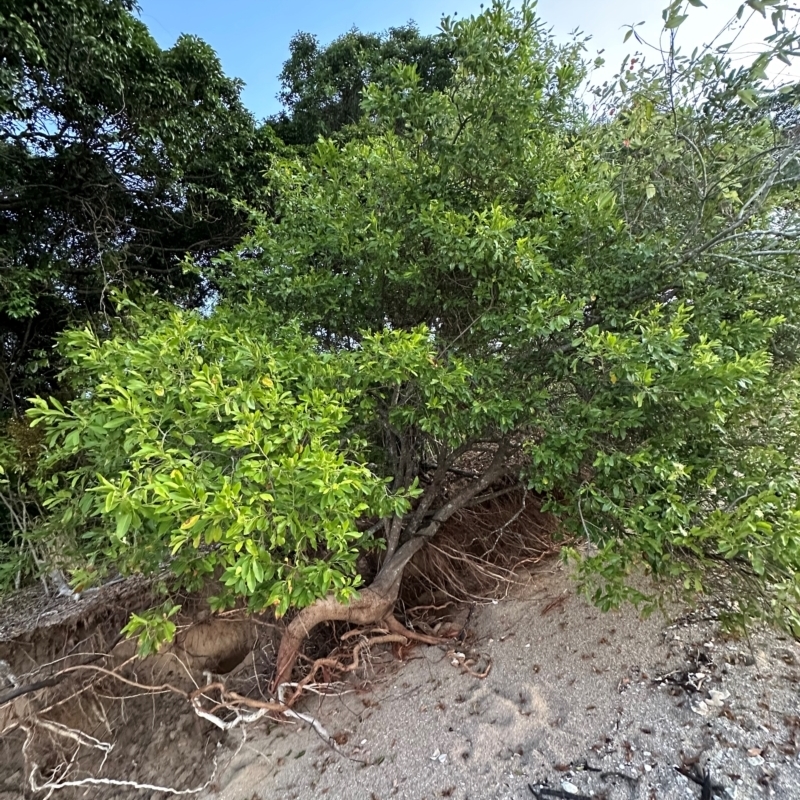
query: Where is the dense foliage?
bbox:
[0,0,273,411]
[3,1,800,653]
[26,303,423,613]
[270,24,455,146]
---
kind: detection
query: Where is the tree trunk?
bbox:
[271,537,427,693]
[271,446,512,693]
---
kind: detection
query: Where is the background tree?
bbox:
[0,0,274,413]
[269,23,455,146]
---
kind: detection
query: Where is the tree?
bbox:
[269,23,455,146]
[0,0,274,412]
[26,302,420,607]
[25,2,800,683]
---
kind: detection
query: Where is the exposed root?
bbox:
[383,614,454,645]
[271,490,558,691]
[26,758,219,798]
[189,681,283,730]
[5,487,564,796]
[401,488,564,605]
[280,633,408,707]
[341,633,409,672]
[271,580,405,692]
[276,682,353,745]
[21,716,219,797]
[272,586,457,694]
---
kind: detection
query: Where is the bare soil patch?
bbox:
[201,565,800,800]
[0,578,276,799]
[0,560,798,799]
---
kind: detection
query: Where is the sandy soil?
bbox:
[1,561,798,800]
[202,563,800,800]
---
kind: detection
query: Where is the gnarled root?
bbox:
[271,578,453,693]
[272,586,396,693]
[382,614,450,645]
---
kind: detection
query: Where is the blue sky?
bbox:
[136,1,776,121]
[137,0,484,119]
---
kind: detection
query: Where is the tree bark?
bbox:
[272,582,399,693]
[271,438,514,693]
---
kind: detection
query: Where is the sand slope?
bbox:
[205,564,800,800]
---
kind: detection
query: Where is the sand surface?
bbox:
[1,561,798,799]
[202,563,800,800]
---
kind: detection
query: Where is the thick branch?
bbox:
[371,438,514,595]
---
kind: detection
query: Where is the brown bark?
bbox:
[382,613,445,645]
[271,439,515,693]
[271,584,397,692]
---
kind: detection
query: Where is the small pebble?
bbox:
[561,781,579,795]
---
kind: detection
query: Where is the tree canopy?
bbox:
[0,0,273,411]
[269,23,455,146]
[3,1,800,671]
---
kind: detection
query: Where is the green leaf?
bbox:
[116,511,132,540]
[737,88,758,108]
[14,0,800,647]
[664,14,688,29]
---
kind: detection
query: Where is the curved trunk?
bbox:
[270,447,511,693]
[271,537,427,692]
